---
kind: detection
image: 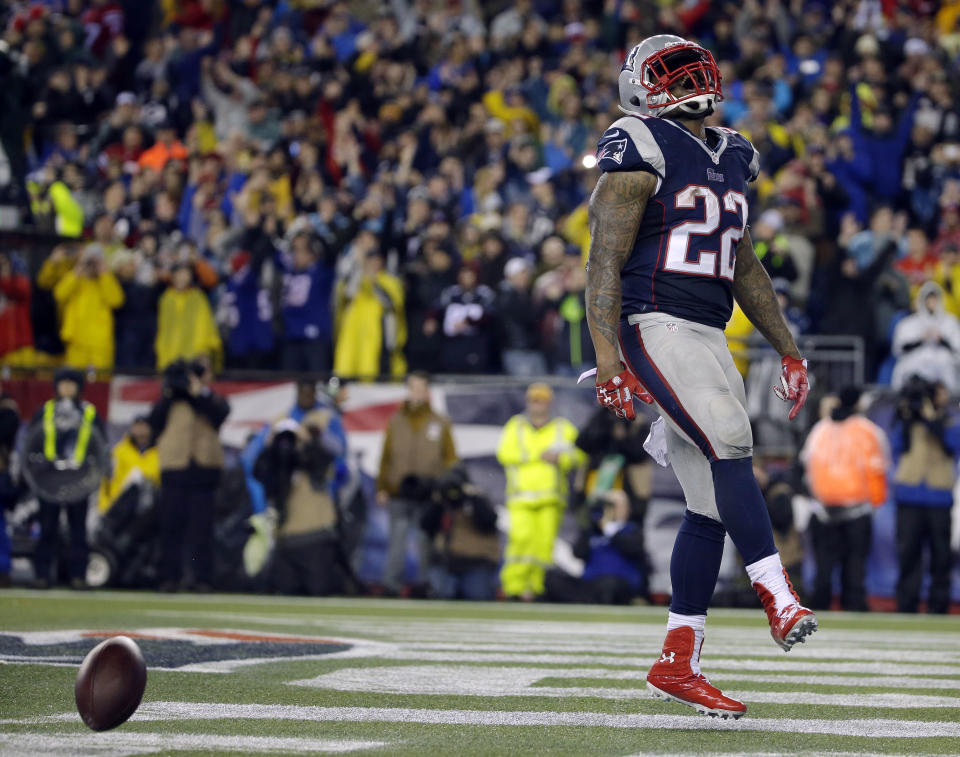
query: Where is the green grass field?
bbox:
[1,591,959,755]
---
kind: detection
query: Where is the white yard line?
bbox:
[384,650,960,676]
[732,691,960,708]
[397,641,960,664]
[620,753,918,757]
[106,702,960,738]
[0,733,388,756]
[290,664,960,704]
[138,610,960,644]
[355,649,960,678]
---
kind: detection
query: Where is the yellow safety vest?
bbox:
[43,400,97,464]
[496,415,584,506]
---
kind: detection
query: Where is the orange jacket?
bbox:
[138,140,189,173]
[801,416,889,507]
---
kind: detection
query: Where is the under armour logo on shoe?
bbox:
[658,651,676,664]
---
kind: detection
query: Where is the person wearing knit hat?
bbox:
[26,366,106,589]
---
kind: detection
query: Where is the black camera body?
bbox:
[398,474,436,505]
[163,359,205,398]
[899,375,933,420]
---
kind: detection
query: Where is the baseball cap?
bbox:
[758,209,784,233]
[526,383,553,402]
[504,257,531,278]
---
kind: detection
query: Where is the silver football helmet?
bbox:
[619,35,723,119]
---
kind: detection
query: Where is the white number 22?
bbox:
[663,186,748,281]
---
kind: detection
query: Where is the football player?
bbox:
[584,35,816,719]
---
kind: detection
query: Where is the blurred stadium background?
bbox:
[0,0,958,609]
[2,2,960,755]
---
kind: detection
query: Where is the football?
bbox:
[74,635,147,731]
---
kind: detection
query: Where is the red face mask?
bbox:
[640,43,723,111]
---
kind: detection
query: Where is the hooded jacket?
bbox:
[891,281,960,391]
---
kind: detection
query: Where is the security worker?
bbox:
[31,368,104,589]
[498,383,585,599]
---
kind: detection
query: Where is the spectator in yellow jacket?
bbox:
[334,242,406,379]
[155,263,223,370]
[54,245,124,370]
[933,244,960,317]
[98,416,160,513]
[36,245,77,293]
[497,383,585,599]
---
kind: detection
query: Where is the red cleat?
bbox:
[754,569,818,651]
[646,627,746,719]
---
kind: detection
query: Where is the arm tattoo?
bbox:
[732,229,801,359]
[586,171,657,367]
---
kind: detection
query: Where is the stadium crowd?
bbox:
[0,0,958,384]
[0,2,958,610]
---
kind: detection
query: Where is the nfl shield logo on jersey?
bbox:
[598,137,628,165]
[666,322,679,333]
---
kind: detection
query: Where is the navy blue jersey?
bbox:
[595,115,759,329]
[274,253,335,341]
[222,264,275,358]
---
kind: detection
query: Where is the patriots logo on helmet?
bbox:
[598,137,628,165]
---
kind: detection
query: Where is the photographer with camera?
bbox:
[377,372,458,596]
[420,466,501,600]
[149,356,229,592]
[545,490,647,605]
[891,376,960,613]
[254,411,346,596]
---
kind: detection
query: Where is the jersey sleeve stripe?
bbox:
[619,116,666,179]
[748,147,760,182]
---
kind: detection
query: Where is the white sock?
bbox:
[745,553,794,611]
[667,612,706,675]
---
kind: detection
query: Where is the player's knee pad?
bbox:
[707,394,752,458]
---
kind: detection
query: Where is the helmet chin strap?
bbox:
[661,95,714,120]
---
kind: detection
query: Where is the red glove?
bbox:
[773,355,809,421]
[594,366,653,421]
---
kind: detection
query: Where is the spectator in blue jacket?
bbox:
[848,82,920,207]
[545,490,647,605]
[276,230,336,373]
[890,377,960,614]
